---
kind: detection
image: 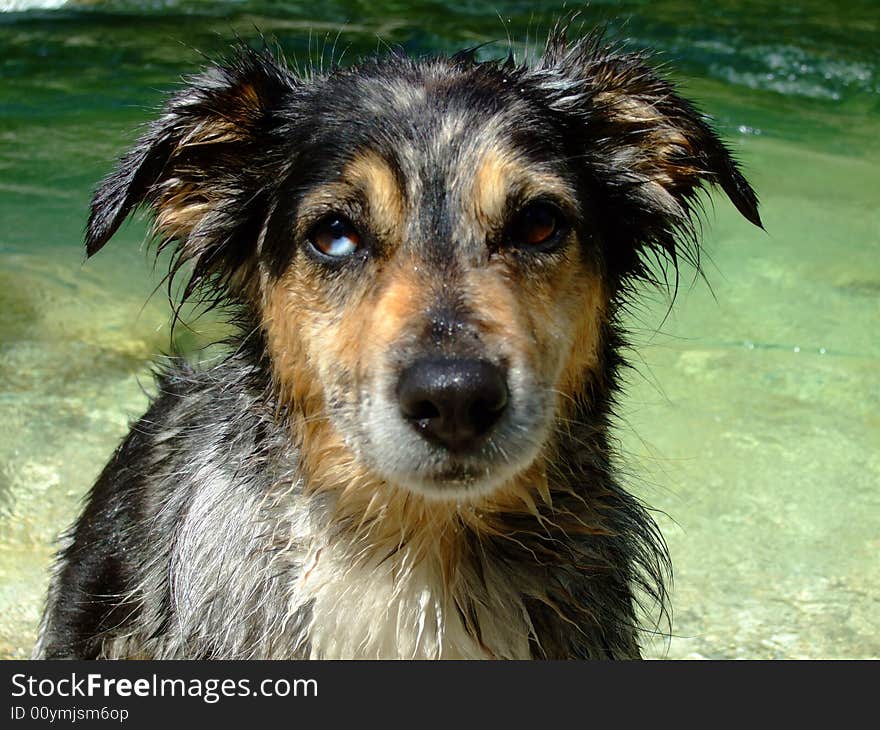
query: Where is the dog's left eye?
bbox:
[507,202,566,250]
[308,215,362,258]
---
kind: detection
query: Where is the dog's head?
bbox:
[87,31,760,504]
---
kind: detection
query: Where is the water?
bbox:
[1,0,877,659]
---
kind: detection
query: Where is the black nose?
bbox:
[397,358,509,453]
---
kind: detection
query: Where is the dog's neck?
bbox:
[284,412,638,659]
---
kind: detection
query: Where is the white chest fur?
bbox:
[295,539,532,660]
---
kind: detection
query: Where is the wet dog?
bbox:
[34,25,760,659]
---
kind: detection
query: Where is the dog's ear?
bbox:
[86,46,295,298]
[530,28,761,276]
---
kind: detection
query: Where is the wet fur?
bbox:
[34,26,759,659]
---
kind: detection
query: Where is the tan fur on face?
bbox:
[262,268,327,414]
[464,251,605,421]
[465,264,534,359]
[470,146,578,226]
[472,147,514,223]
[315,259,428,385]
[557,271,605,404]
[344,151,405,237]
[295,151,405,242]
[363,264,424,361]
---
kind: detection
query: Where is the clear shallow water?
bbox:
[1,0,877,659]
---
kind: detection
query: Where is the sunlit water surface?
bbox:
[1,0,877,658]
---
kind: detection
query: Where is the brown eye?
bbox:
[509,202,564,249]
[308,215,362,258]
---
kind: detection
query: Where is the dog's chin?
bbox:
[383,462,522,503]
[363,437,546,504]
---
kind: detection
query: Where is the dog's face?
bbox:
[86,33,760,503]
[261,66,607,500]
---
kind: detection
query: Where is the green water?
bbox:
[1,1,877,659]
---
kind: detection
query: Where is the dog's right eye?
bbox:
[505,201,568,252]
[308,215,362,258]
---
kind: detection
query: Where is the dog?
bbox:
[33,24,760,660]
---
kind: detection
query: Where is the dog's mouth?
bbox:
[371,438,544,502]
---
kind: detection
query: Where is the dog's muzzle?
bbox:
[397,357,509,453]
